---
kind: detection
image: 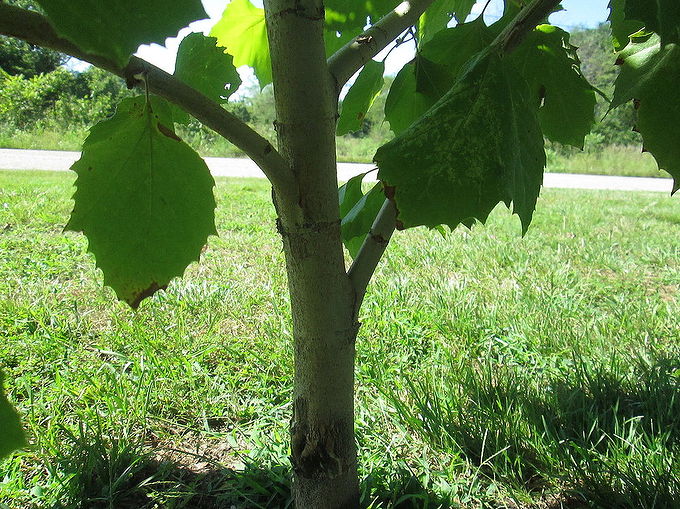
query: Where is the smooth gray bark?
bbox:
[264,0,360,505]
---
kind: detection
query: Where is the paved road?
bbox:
[0,148,675,193]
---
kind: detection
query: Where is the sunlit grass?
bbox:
[546,144,666,178]
[0,171,678,507]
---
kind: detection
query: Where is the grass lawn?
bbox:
[546,145,668,179]
[0,170,679,508]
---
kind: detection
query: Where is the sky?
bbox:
[132,0,611,83]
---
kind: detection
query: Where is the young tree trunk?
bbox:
[264,0,360,506]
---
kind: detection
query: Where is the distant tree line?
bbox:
[569,24,640,148]
[0,11,641,154]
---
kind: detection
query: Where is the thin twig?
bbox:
[347,198,397,314]
[381,27,416,63]
[480,0,493,17]
[327,0,437,93]
[0,3,297,196]
[492,0,563,54]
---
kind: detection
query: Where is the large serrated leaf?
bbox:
[607,34,680,188]
[35,0,206,68]
[632,50,680,190]
[0,370,26,461]
[509,25,596,148]
[385,18,491,135]
[210,0,271,88]
[375,52,546,233]
[624,0,680,46]
[337,60,385,136]
[172,33,242,124]
[66,96,216,308]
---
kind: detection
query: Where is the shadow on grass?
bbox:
[59,455,289,508]
[53,438,450,509]
[48,354,680,508]
[391,352,680,508]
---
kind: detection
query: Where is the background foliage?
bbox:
[0,22,659,176]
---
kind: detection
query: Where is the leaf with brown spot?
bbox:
[337,60,384,136]
[66,95,216,307]
[130,282,167,309]
[157,122,181,142]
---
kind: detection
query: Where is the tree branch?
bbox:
[327,0,436,92]
[346,0,564,302]
[347,198,396,312]
[0,3,297,195]
[493,0,563,54]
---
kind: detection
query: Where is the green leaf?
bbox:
[608,0,645,50]
[171,33,242,124]
[490,0,562,36]
[325,0,394,31]
[414,54,453,97]
[509,25,596,148]
[339,172,367,218]
[453,0,476,22]
[418,0,476,46]
[66,96,217,308]
[384,60,436,135]
[636,50,680,190]
[175,33,241,103]
[612,35,680,188]
[624,0,680,45]
[210,0,271,88]
[420,18,493,73]
[339,176,385,258]
[0,370,26,461]
[337,60,385,136]
[501,0,524,19]
[35,0,206,68]
[385,18,491,135]
[610,33,663,109]
[375,51,546,233]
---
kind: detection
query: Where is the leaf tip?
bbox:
[128,282,167,309]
